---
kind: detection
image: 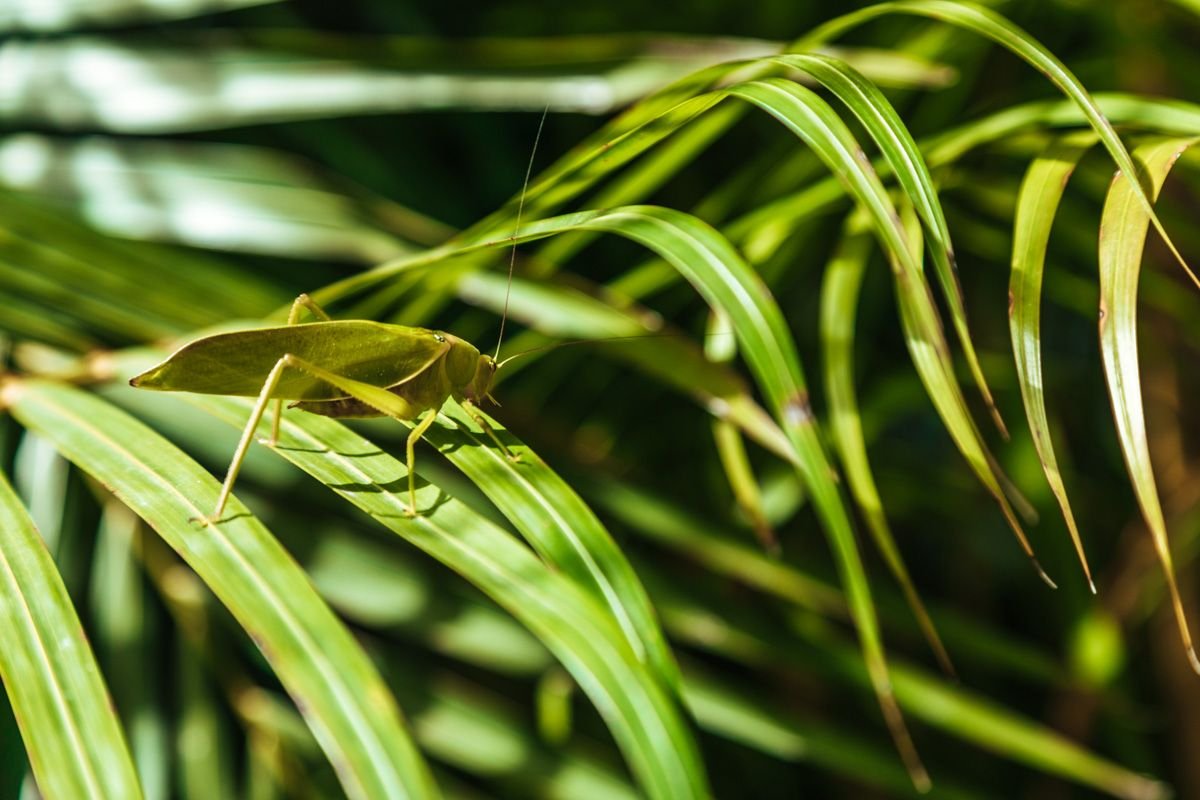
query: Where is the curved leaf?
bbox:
[174,391,709,800]
[448,204,928,788]
[1009,131,1099,591]
[724,78,1049,585]
[421,400,684,697]
[1098,136,1200,672]
[820,212,954,677]
[4,380,440,800]
[796,0,1200,288]
[773,52,1005,437]
[0,462,143,800]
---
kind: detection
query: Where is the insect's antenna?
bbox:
[495,331,734,369]
[494,103,550,362]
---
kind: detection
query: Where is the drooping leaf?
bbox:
[1097,136,1200,672]
[820,211,954,677]
[773,52,1005,437]
[1008,131,1099,590]
[796,0,1200,288]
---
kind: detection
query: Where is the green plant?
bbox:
[1,1,1198,798]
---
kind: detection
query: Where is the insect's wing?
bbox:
[130,322,450,400]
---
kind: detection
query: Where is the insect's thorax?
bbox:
[443,334,496,403]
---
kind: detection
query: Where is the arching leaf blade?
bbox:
[1098,136,1200,672]
[773,52,1006,438]
[820,212,955,678]
[174,391,709,800]
[0,463,143,800]
[421,400,685,699]
[796,0,1200,289]
[1009,131,1099,591]
[724,78,1048,585]
[4,380,441,800]
[472,204,929,790]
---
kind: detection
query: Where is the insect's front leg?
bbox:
[461,399,520,463]
[204,355,292,526]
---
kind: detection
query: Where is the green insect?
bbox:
[130,293,516,523]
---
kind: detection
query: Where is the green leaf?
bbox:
[796,0,1200,289]
[4,380,440,800]
[422,399,684,698]
[167,391,709,800]
[772,52,1006,437]
[723,78,1048,585]
[820,211,954,677]
[434,203,927,788]
[1008,131,1099,591]
[0,460,143,800]
[1097,136,1200,672]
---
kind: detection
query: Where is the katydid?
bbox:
[130,293,516,523]
[131,107,549,525]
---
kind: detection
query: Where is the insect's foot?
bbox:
[506,452,522,464]
[256,437,279,447]
[188,514,220,527]
[403,505,418,519]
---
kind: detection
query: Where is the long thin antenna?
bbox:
[496,330,736,369]
[494,103,550,361]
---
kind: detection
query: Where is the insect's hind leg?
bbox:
[204,355,292,525]
[462,400,520,463]
[267,354,446,518]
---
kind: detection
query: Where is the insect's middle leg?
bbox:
[286,293,332,324]
[405,411,440,517]
[270,354,447,517]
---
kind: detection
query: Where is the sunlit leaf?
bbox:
[1008,131,1099,590]
[4,380,440,800]
[1097,136,1200,672]
[0,462,142,800]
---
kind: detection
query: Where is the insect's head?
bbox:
[468,353,500,404]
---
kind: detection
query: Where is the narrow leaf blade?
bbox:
[0,460,143,800]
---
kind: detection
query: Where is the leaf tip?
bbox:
[913,770,932,794]
[1032,557,1058,589]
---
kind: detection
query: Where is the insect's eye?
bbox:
[433,333,446,343]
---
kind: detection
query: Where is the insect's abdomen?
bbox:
[293,359,452,420]
[290,397,384,419]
